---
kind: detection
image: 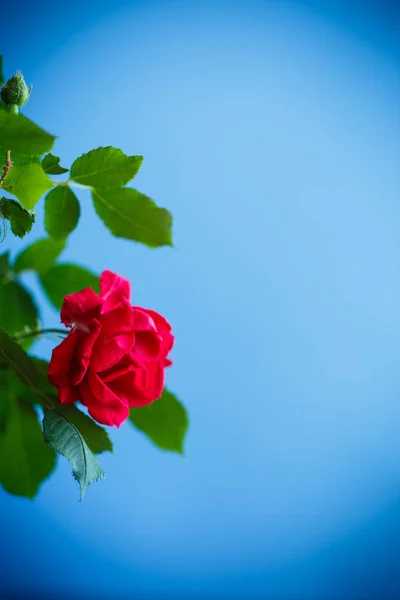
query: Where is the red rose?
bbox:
[48,270,174,427]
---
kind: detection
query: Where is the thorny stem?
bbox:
[0,150,12,188]
[13,328,69,341]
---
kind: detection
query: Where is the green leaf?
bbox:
[0,144,40,166]
[29,357,60,395]
[0,393,56,499]
[57,405,112,455]
[92,188,173,248]
[2,163,53,210]
[45,185,80,239]
[0,280,39,350]
[0,327,42,396]
[129,388,188,454]
[0,251,10,281]
[0,56,3,86]
[0,368,37,408]
[42,409,105,499]
[42,153,68,175]
[40,263,99,310]
[0,330,58,415]
[0,111,55,156]
[0,197,35,238]
[14,237,65,275]
[70,146,143,189]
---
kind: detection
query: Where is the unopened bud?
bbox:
[1,70,32,109]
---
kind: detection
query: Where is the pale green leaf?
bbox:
[42,409,105,499]
[70,146,143,188]
[92,188,173,248]
[42,153,68,175]
[0,197,35,238]
[129,388,188,454]
[14,237,65,275]
[45,185,80,239]
[3,163,53,209]
[40,263,99,309]
[0,111,55,156]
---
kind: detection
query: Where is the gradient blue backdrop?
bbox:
[1,1,400,598]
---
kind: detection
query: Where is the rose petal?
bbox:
[100,301,133,335]
[72,319,102,385]
[132,331,162,362]
[90,331,135,372]
[132,307,158,332]
[80,370,130,427]
[99,352,142,383]
[140,361,164,403]
[133,307,174,356]
[58,384,79,405]
[138,308,172,333]
[48,330,81,387]
[100,270,131,312]
[160,331,174,356]
[61,287,102,327]
[108,361,165,408]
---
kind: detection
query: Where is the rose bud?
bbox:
[1,70,32,113]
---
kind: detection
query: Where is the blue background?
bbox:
[1,1,400,598]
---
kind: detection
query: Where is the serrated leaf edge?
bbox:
[43,409,105,500]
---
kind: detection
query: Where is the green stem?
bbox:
[50,179,89,190]
[0,149,12,188]
[13,328,70,341]
[6,104,19,115]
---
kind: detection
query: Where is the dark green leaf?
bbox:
[70,146,143,189]
[0,197,35,238]
[14,237,65,275]
[0,370,14,424]
[57,406,112,455]
[45,185,80,239]
[42,153,68,175]
[0,327,41,395]
[17,356,59,409]
[0,368,37,409]
[0,56,3,86]
[0,251,10,281]
[129,388,188,454]
[0,280,39,350]
[0,393,56,498]
[42,409,105,499]
[0,111,55,156]
[0,329,58,416]
[40,263,99,310]
[3,163,53,209]
[29,357,59,395]
[92,188,173,248]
